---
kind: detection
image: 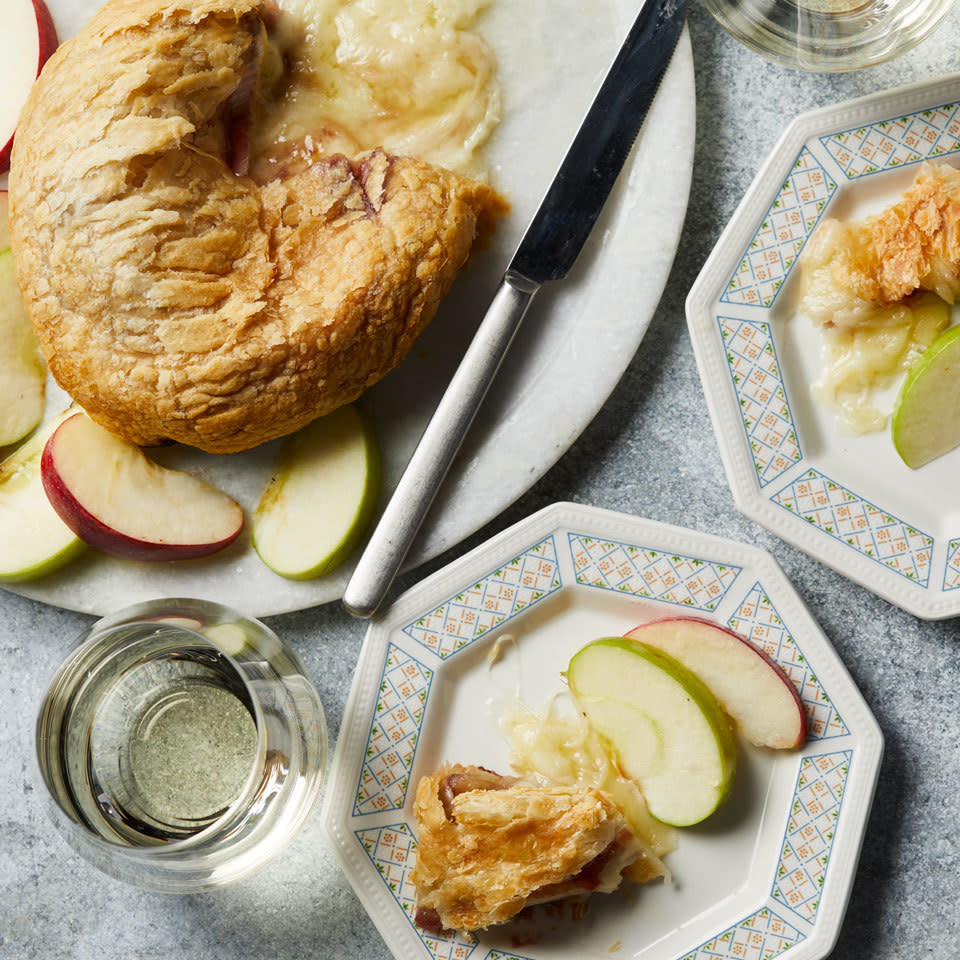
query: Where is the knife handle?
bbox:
[343,274,539,619]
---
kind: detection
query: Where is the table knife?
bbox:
[344,0,688,618]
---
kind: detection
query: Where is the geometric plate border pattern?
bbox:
[772,750,853,926]
[820,101,960,179]
[355,823,478,960]
[728,582,848,741]
[770,469,933,588]
[718,315,802,488]
[719,147,835,309]
[685,80,960,618]
[353,644,434,817]
[325,501,883,960]
[569,532,741,612]
[677,907,805,960]
[942,538,960,591]
[402,536,562,660]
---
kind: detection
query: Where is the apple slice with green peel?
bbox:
[625,618,806,749]
[0,410,84,581]
[253,404,380,579]
[892,324,960,468]
[42,411,244,561]
[0,249,45,446]
[567,637,737,827]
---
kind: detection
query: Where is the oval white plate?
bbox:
[321,502,882,960]
[3,0,694,616]
[687,74,960,620]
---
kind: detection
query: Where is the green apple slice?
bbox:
[567,637,737,827]
[892,324,960,468]
[0,248,45,446]
[253,404,380,580]
[0,410,84,581]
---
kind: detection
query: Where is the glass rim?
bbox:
[34,597,327,891]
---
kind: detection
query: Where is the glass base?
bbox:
[704,0,955,71]
[36,599,327,893]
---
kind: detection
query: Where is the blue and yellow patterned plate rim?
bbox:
[321,502,882,960]
[687,74,960,619]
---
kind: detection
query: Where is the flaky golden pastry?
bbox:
[8,0,504,453]
[802,162,960,329]
[411,764,641,933]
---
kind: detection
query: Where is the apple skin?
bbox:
[253,404,381,580]
[626,617,806,750]
[0,0,59,173]
[891,324,960,469]
[567,636,737,827]
[41,412,244,562]
[0,409,84,582]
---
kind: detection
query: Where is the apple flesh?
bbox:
[625,618,806,750]
[0,409,83,581]
[253,404,380,580]
[891,324,960,468]
[0,249,45,446]
[41,412,243,561]
[0,192,10,251]
[0,0,58,173]
[567,637,737,827]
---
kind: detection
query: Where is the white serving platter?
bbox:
[321,502,882,960]
[687,74,960,619]
[1,0,694,617]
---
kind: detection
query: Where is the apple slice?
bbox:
[0,409,83,581]
[42,411,243,561]
[625,618,806,749]
[567,637,737,827]
[891,324,960,468]
[0,0,58,173]
[253,404,380,580]
[0,249,45,447]
[0,192,10,251]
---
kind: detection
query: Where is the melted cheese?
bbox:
[499,696,676,884]
[800,220,950,433]
[813,294,948,433]
[251,0,501,180]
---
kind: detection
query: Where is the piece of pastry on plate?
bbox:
[8,0,505,454]
[800,161,960,329]
[411,764,644,934]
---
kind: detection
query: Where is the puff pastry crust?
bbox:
[802,162,960,328]
[9,0,504,453]
[411,764,642,933]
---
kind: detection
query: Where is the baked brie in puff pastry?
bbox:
[411,764,643,933]
[8,0,504,453]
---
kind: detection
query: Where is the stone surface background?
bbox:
[3,4,959,958]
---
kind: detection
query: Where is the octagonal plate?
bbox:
[686,74,960,619]
[321,502,882,960]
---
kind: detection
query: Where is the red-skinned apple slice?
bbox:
[625,617,806,749]
[41,412,243,561]
[0,0,59,173]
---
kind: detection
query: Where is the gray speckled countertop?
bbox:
[4,5,960,959]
